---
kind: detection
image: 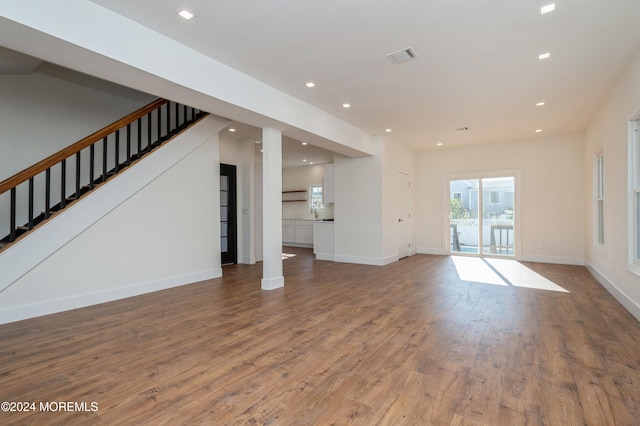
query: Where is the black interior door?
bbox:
[220,164,237,265]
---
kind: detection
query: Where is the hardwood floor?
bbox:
[1,248,640,425]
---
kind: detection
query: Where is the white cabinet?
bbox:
[283,220,313,247]
[295,222,314,244]
[282,220,296,244]
[323,163,334,204]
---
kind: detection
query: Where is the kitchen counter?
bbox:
[313,221,334,261]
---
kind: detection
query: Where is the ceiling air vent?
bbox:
[386,47,418,65]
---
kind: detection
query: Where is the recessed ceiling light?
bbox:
[437,142,443,146]
[255,140,261,144]
[538,52,551,60]
[305,82,315,88]
[228,128,236,132]
[302,159,307,162]
[178,9,195,20]
[342,103,351,109]
[540,3,556,14]
[301,142,308,145]
[535,129,543,133]
[309,162,314,165]
[385,128,392,133]
[536,101,545,107]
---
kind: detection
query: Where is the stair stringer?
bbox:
[0,115,230,324]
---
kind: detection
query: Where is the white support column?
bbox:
[261,127,284,290]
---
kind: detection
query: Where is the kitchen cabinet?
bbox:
[282,220,296,243]
[283,219,313,247]
[295,221,314,245]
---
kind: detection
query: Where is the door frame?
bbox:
[220,163,237,265]
[397,170,412,259]
[443,169,521,259]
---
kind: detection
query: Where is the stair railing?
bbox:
[0,98,208,250]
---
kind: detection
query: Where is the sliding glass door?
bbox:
[449,175,516,257]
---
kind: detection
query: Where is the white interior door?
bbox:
[398,171,411,259]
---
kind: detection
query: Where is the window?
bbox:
[490,191,500,204]
[594,149,605,247]
[630,120,640,273]
[310,185,324,212]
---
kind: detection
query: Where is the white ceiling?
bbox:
[9,0,640,158]
[88,0,640,152]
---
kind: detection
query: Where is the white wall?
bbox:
[0,63,154,179]
[0,116,227,324]
[333,136,416,266]
[333,141,384,265]
[584,47,640,319]
[416,134,585,265]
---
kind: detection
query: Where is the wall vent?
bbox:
[386,47,418,65]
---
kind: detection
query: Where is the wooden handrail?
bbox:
[0,98,168,195]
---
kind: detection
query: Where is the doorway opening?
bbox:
[220,164,237,265]
[448,173,518,257]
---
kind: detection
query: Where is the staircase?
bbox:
[0,99,208,252]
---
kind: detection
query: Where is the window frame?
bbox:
[594,148,605,249]
[629,120,640,277]
[309,185,324,212]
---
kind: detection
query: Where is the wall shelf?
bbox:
[283,189,307,202]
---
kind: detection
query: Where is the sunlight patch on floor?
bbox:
[451,257,507,286]
[282,253,297,260]
[451,256,569,293]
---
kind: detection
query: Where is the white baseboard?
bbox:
[261,276,284,290]
[315,253,334,261]
[0,268,222,325]
[519,254,584,266]
[333,254,395,266]
[282,243,313,249]
[238,256,257,265]
[417,247,447,256]
[585,260,640,322]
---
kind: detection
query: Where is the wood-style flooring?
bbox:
[1,248,640,425]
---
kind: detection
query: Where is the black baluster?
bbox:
[147,112,152,152]
[45,168,51,219]
[28,177,34,230]
[9,187,16,242]
[137,117,142,159]
[89,144,95,190]
[102,136,108,182]
[166,101,171,138]
[60,159,66,209]
[175,102,179,132]
[75,151,81,199]
[183,104,187,127]
[157,107,162,143]
[126,123,131,165]
[115,129,120,173]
